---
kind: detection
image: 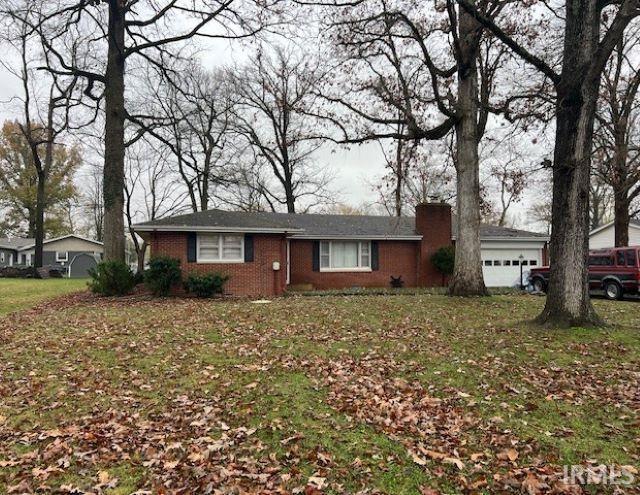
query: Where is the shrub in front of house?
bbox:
[0,266,39,278]
[144,257,182,296]
[184,273,229,298]
[431,245,455,285]
[88,261,136,296]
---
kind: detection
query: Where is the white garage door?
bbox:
[481,248,542,287]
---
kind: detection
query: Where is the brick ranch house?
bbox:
[133,203,549,297]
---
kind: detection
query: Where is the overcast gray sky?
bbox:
[0,31,546,230]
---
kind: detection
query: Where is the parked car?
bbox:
[529,246,640,300]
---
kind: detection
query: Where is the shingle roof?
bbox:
[0,237,35,250]
[135,209,548,240]
[475,224,548,239]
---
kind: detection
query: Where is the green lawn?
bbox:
[0,278,88,316]
[0,287,638,494]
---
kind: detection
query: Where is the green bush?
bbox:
[184,273,229,298]
[144,257,182,296]
[88,261,136,296]
[431,245,455,281]
[133,270,145,286]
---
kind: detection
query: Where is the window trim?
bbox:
[319,240,372,272]
[196,233,245,264]
[56,251,69,263]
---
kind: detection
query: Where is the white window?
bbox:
[56,251,69,263]
[319,241,371,271]
[0,252,4,263]
[197,234,244,263]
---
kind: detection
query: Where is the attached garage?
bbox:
[480,240,547,287]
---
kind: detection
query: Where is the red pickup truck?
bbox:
[529,246,640,300]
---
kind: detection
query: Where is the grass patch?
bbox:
[0,285,638,493]
[0,278,87,315]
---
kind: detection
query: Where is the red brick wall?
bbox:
[416,203,453,286]
[151,232,287,297]
[289,239,420,289]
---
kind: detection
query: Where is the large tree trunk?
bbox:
[537,5,603,326]
[449,7,488,297]
[614,192,630,247]
[34,172,46,268]
[103,2,127,262]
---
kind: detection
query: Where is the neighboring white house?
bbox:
[589,219,640,249]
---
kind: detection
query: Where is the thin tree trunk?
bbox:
[137,240,147,274]
[103,1,127,262]
[395,138,403,217]
[284,179,296,213]
[449,7,488,297]
[34,172,46,268]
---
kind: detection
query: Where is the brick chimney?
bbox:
[415,203,453,286]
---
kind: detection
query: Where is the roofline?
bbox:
[288,234,423,241]
[133,225,305,234]
[589,221,614,236]
[0,244,17,251]
[17,234,104,251]
[453,235,550,242]
[589,220,640,236]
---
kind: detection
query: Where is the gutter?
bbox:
[288,234,423,241]
[452,235,550,242]
[132,225,305,234]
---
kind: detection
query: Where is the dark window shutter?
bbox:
[312,241,320,271]
[187,232,197,262]
[244,234,254,262]
[371,241,379,271]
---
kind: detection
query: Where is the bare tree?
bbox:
[229,46,333,213]
[487,161,526,227]
[375,137,455,216]
[1,2,87,267]
[124,138,187,272]
[9,0,277,262]
[138,64,234,212]
[321,1,538,295]
[593,22,640,246]
[376,120,419,217]
[83,165,105,242]
[460,0,640,326]
[589,171,613,230]
[527,197,552,236]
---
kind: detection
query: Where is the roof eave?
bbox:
[133,225,305,234]
[453,235,549,242]
[17,234,104,251]
[288,234,423,240]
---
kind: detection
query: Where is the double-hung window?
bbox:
[319,241,371,271]
[56,251,69,263]
[197,234,244,262]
